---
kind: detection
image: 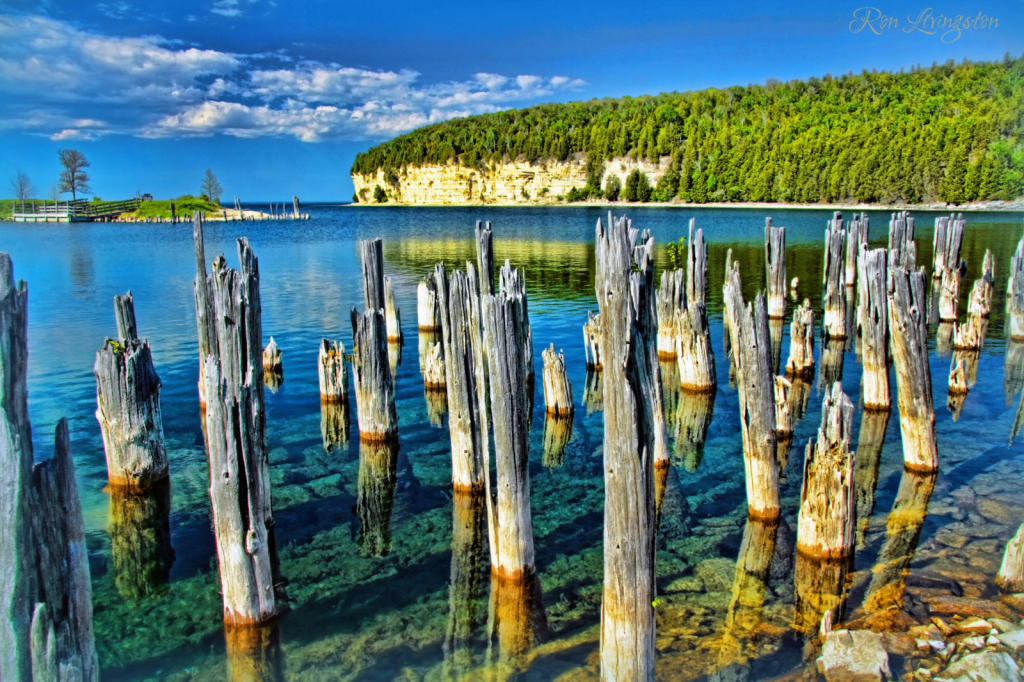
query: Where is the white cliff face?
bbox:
[352,155,672,205]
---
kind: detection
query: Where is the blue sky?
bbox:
[1,0,1022,201]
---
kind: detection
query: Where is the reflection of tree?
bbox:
[263,367,283,393]
[320,400,350,451]
[356,439,399,557]
[818,339,845,392]
[673,389,715,470]
[952,348,981,387]
[793,553,851,635]
[389,340,402,378]
[854,409,890,549]
[542,416,572,469]
[863,470,937,614]
[486,571,548,672]
[444,491,487,678]
[1006,340,1024,405]
[936,322,953,358]
[225,619,285,682]
[655,465,689,544]
[109,479,175,601]
[424,387,448,428]
[583,369,603,415]
[660,359,681,427]
[720,517,781,663]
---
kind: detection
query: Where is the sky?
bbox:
[0,0,1022,202]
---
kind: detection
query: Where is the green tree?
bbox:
[604,175,621,201]
[373,185,388,203]
[940,147,968,204]
[57,149,90,201]
[636,172,653,202]
[653,163,679,201]
[201,168,223,205]
[623,169,640,202]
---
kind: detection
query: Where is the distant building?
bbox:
[141,194,153,201]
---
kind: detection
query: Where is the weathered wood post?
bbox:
[857,247,890,409]
[888,264,938,473]
[888,210,917,270]
[822,212,847,339]
[94,291,169,489]
[583,312,603,370]
[863,470,936,613]
[1010,235,1024,340]
[677,220,716,391]
[996,524,1024,593]
[775,375,794,471]
[2,253,99,681]
[292,196,299,219]
[356,439,399,557]
[476,220,494,296]
[1007,340,1024,404]
[541,344,573,417]
[785,300,815,379]
[933,213,965,278]
[723,268,780,520]
[196,233,282,627]
[723,249,738,387]
[193,213,217,407]
[854,408,890,549]
[318,339,348,404]
[350,307,399,442]
[594,214,658,681]
[262,337,283,388]
[797,383,855,561]
[359,237,386,309]
[384,276,402,343]
[947,359,968,420]
[436,267,487,493]
[764,218,786,320]
[968,249,995,318]
[656,269,684,359]
[417,275,441,332]
[844,212,868,288]
[109,479,174,602]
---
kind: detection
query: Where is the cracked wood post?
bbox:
[476,220,494,297]
[677,220,716,392]
[1009,234,1024,339]
[947,359,968,420]
[764,218,786,319]
[932,213,965,279]
[968,249,994,318]
[481,262,536,597]
[888,210,917,271]
[436,266,487,494]
[262,337,282,377]
[94,291,168,490]
[723,249,738,387]
[417,275,441,332]
[775,375,794,470]
[822,212,847,339]
[193,212,217,407]
[384,276,402,343]
[583,312,602,369]
[996,524,1024,592]
[844,212,868,288]
[350,307,398,442]
[541,344,573,418]
[291,195,299,219]
[359,237,385,312]
[723,267,780,521]
[595,214,657,681]
[319,340,350,450]
[797,383,855,560]
[197,236,281,626]
[888,264,938,473]
[656,269,684,359]
[938,261,965,322]
[785,300,815,379]
[858,247,891,410]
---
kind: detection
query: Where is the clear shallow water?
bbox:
[2,205,1024,681]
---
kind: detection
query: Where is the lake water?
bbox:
[2,205,1024,681]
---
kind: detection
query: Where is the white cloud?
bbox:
[210,0,241,17]
[0,15,586,143]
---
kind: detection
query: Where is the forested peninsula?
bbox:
[351,55,1024,206]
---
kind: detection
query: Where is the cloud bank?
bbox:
[0,14,584,142]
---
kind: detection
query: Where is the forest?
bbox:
[351,55,1024,204]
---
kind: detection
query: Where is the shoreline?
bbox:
[347,199,1024,212]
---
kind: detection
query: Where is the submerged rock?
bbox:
[941,650,1022,681]
[817,629,891,681]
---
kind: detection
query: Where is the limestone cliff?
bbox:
[352,155,672,205]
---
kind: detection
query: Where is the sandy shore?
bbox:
[349,199,1024,212]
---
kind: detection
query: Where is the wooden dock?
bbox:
[12,198,142,222]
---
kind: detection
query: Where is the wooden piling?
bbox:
[541,345,573,417]
[318,339,348,404]
[857,247,891,409]
[932,213,965,278]
[384,276,402,343]
[656,269,685,359]
[676,220,716,392]
[417,275,441,332]
[436,267,487,493]
[723,267,780,521]
[1007,340,1024,403]
[262,337,282,375]
[948,359,968,420]
[193,213,217,406]
[797,383,855,560]
[359,238,386,311]
[196,233,281,626]
[995,523,1024,593]
[968,249,994,318]
[785,300,815,379]
[1010,236,1024,340]
[722,249,738,387]
[844,212,868,288]
[350,308,398,442]
[764,218,786,319]
[888,211,917,270]
[583,311,603,370]
[822,212,847,339]
[94,292,168,489]
[888,265,938,473]
[475,220,494,297]
[594,214,658,681]
[938,264,964,323]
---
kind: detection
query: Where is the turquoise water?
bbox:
[2,205,1023,681]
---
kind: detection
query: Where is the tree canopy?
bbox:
[351,55,1024,204]
[201,168,223,205]
[58,149,90,201]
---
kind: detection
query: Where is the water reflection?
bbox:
[722,517,781,657]
[109,479,175,601]
[854,410,890,549]
[356,439,399,557]
[542,416,572,469]
[444,490,487,679]
[264,368,283,393]
[224,620,285,682]
[583,369,603,415]
[1005,340,1024,403]
[656,465,690,543]
[674,390,715,471]
[793,553,851,635]
[389,340,402,378]
[936,322,954,358]
[424,387,448,428]
[862,470,937,614]
[320,400,350,451]
[69,244,95,295]
[486,571,548,671]
[818,339,845,392]
[768,318,784,375]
